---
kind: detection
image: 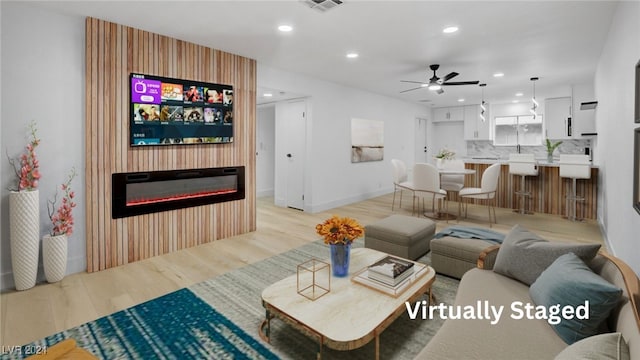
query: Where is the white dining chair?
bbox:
[508,153,538,214]
[559,154,591,221]
[439,159,466,203]
[413,163,447,219]
[391,159,416,211]
[458,163,501,227]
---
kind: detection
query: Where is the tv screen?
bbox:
[130,73,233,146]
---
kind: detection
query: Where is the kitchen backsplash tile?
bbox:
[467,139,592,159]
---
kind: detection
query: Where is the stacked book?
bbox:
[367,256,414,287]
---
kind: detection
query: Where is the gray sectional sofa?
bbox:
[417,228,639,360]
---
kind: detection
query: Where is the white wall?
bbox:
[1,2,86,289]
[594,1,640,274]
[256,105,276,197]
[258,64,430,213]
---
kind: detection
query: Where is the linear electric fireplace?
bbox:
[112,166,245,218]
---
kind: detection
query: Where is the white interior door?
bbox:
[281,100,306,210]
[415,117,429,163]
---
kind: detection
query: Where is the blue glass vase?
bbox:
[329,242,351,277]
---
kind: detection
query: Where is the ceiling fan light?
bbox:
[428,84,442,91]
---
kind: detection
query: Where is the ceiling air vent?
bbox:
[301,0,344,12]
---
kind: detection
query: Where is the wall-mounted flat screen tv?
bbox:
[130,73,233,146]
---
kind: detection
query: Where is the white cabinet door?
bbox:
[545,97,572,139]
[433,107,450,122]
[464,105,491,140]
[449,106,464,121]
[464,105,478,140]
[433,106,465,122]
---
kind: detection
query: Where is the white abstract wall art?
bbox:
[351,118,384,163]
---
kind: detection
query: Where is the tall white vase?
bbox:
[9,190,40,291]
[43,234,67,283]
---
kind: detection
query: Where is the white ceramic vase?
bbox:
[43,234,68,283]
[9,190,40,291]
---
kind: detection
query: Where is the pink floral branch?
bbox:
[7,121,41,191]
[47,168,77,236]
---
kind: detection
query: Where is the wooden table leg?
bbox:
[258,309,272,343]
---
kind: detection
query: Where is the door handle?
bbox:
[286,154,292,158]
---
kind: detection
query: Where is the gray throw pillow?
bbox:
[554,333,629,360]
[531,253,622,345]
[493,224,600,285]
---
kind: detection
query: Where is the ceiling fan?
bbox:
[400,64,479,94]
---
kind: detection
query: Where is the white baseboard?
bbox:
[307,187,393,213]
[256,189,274,198]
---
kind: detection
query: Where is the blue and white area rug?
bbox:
[3,288,277,360]
[5,241,459,359]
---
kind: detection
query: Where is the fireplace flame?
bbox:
[127,189,237,206]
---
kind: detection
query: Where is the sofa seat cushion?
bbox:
[417,269,567,360]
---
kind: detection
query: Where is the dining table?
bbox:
[423,167,476,220]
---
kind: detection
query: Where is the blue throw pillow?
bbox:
[529,252,622,345]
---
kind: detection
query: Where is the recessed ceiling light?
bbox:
[458,98,465,102]
[493,72,504,78]
[263,93,273,97]
[278,25,293,32]
[346,52,359,59]
[515,92,523,97]
[443,26,459,34]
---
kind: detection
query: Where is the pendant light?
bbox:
[479,83,487,122]
[530,77,539,119]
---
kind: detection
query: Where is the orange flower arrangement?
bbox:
[315,215,364,245]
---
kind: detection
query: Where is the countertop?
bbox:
[462,157,598,168]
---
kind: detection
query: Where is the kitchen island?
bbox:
[450,159,598,220]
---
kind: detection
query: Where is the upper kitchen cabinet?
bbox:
[433,106,464,122]
[572,83,597,137]
[464,104,491,140]
[544,96,573,139]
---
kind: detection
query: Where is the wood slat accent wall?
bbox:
[453,163,598,219]
[85,18,256,272]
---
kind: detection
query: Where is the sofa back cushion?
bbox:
[493,225,601,285]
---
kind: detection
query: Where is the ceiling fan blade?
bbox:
[442,80,480,86]
[400,86,424,93]
[400,80,427,85]
[441,72,459,83]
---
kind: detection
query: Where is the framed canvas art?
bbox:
[351,118,384,163]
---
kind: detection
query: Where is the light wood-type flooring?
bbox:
[0,193,604,347]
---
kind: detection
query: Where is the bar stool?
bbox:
[508,154,538,214]
[559,154,591,221]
